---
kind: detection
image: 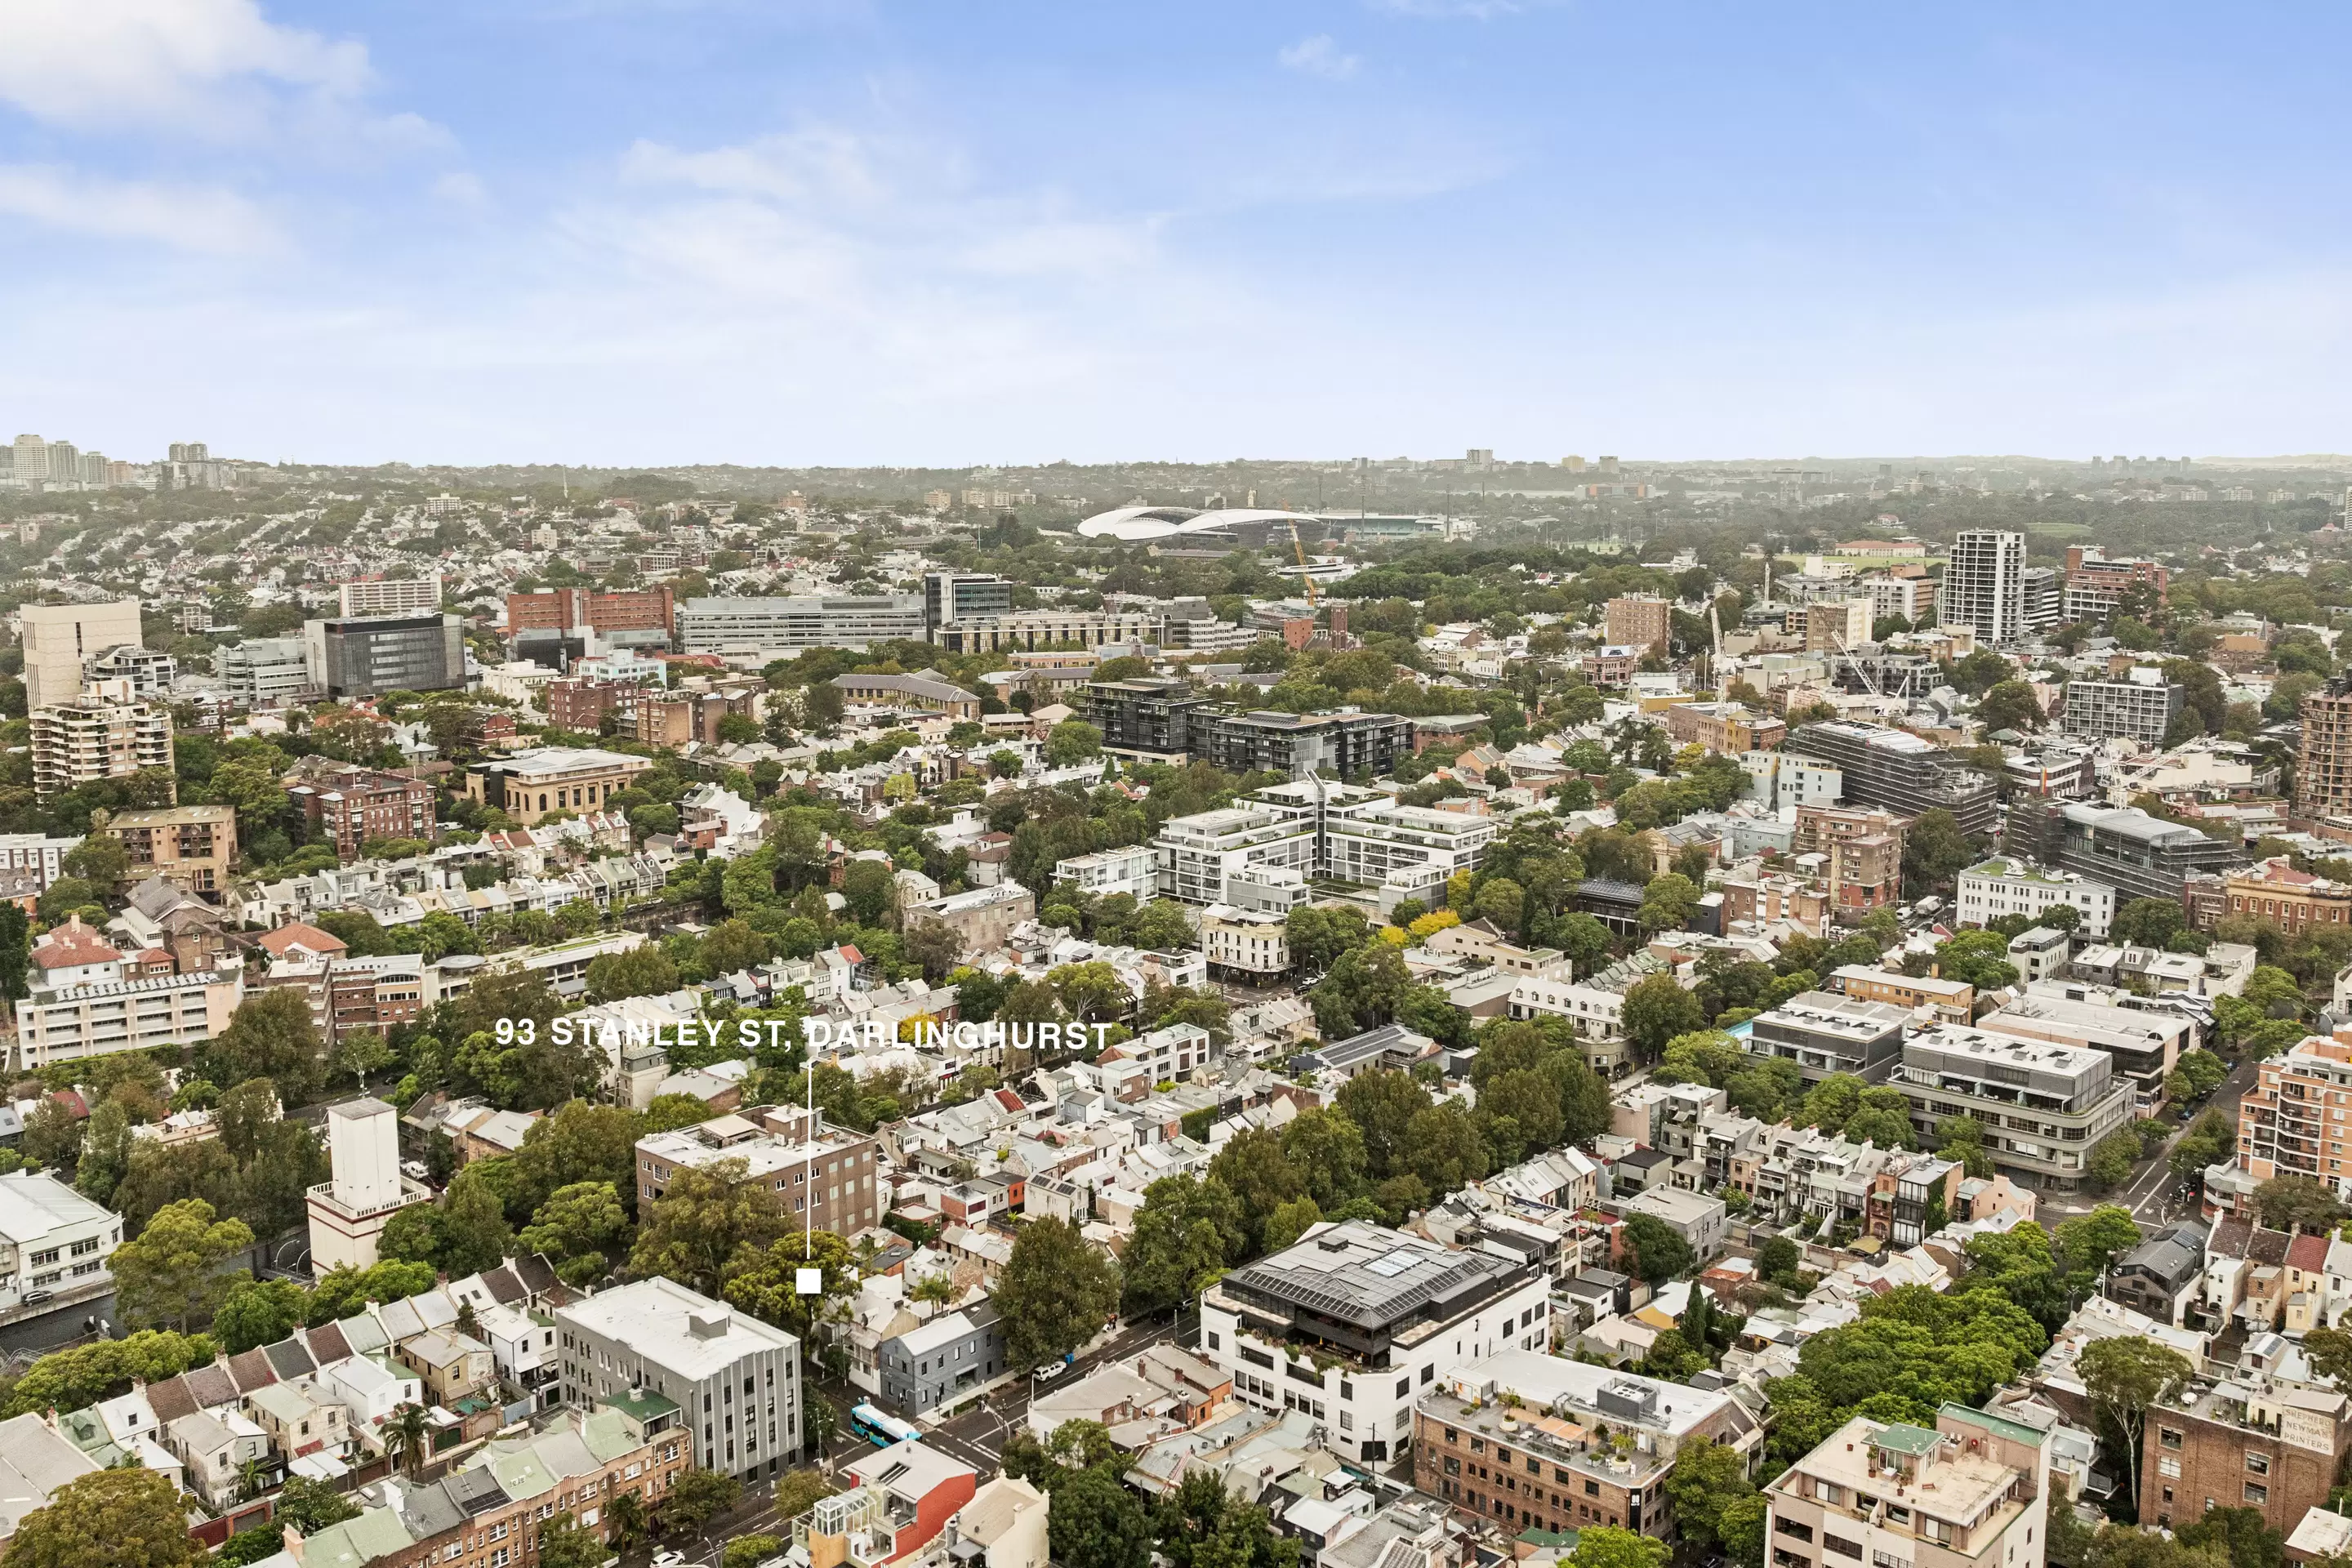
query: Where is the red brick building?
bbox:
[288,765,436,859]
[506,586,675,636]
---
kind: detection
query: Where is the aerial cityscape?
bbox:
[11,9,2352,1568]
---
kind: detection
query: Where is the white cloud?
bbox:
[1279,35,1361,80]
[0,163,278,253]
[430,171,489,209]
[0,0,369,135]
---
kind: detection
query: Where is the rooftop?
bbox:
[555,1277,797,1377]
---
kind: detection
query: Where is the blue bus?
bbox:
[850,1403,923,1447]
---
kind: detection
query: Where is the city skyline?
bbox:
[6,4,2352,466]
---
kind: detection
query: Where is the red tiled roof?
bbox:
[31,916,120,970]
[836,944,866,965]
[2287,1232,2331,1272]
[259,922,349,958]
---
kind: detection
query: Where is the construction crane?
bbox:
[1286,517,1321,607]
[1709,599,1727,705]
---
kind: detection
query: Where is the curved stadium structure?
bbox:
[1076,506,1322,544]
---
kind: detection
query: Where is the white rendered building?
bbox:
[305,1098,430,1272]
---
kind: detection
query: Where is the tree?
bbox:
[1122,1175,1244,1317]
[203,988,326,1107]
[1569,1527,1671,1568]
[7,1467,198,1568]
[74,1099,132,1206]
[2113,896,2189,949]
[1285,905,1369,976]
[1619,974,1705,1062]
[630,1158,786,1294]
[586,943,680,1004]
[1663,1438,1758,1555]
[509,1101,647,1218]
[212,1278,308,1354]
[538,1514,615,1568]
[993,1217,1121,1371]
[903,918,964,983]
[1280,1108,1369,1211]
[438,1166,514,1275]
[1129,901,1194,952]
[519,1181,631,1287]
[1621,1214,1694,1284]
[1902,808,1976,897]
[2254,1174,2345,1232]
[1046,719,1104,766]
[2078,1335,2194,1519]
[20,1096,80,1168]
[1638,873,1699,934]
[724,1536,786,1568]
[1049,1465,1157,1568]
[2176,1509,2283,1568]
[1977,680,2045,733]
[658,1468,744,1541]
[1720,1494,1768,1568]
[111,1198,254,1331]
[1208,1129,1306,1251]
[1309,940,1412,1036]
[724,1231,862,1356]
[0,1330,219,1419]
[1404,1102,1487,1195]
[385,1401,431,1480]
[1159,1472,1298,1568]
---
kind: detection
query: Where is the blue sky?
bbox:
[4,2,2350,467]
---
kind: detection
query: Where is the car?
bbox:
[401,1160,430,1180]
[651,1552,687,1568]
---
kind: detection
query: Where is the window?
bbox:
[2245,1453,2270,1475]
[1775,1520,1815,1544]
[2159,1458,2181,1480]
[2160,1429,2183,1450]
[2246,1484,2269,1506]
[1824,1536,1863,1560]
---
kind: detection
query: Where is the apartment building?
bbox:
[1153,805,1316,906]
[1829,965,1974,1023]
[2024,801,2244,906]
[1977,990,2189,1111]
[1202,908,1290,977]
[1956,858,2116,938]
[29,680,174,800]
[0,1172,119,1312]
[1192,709,1414,780]
[84,644,175,697]
[2216,858,2352,936]
[99,804,235,893]
[1765,1407,2048,1568]
[2235,1031,2352,1185]
[1741,991,1909,1086]
[834,672,982,720]
[216,635,312,708]
[1939,529,2029,645]
[2144,1374,2352,1534]
[2063,669,2184,746]
[19,599,142,711]
[562,1286,795,1485]
[1891,1024,2136,1191]
[1052,845,1157,902]
[1199,1220,1551,1465]
[1741,751,1844,813]
[287,764,436,860]
[679,595,927,654]
[1414,1351,1748,1541]
[506,585,678,657]
[0,834,79,893]
[337,574,443,617]
[1867,574,1934,623]
[1086,678,1211,759]
[637,685,760,747]
[1664,702,1786,755]
[463,746,655,826]
[2299,688,2352,820]
[14,917,242,1071]
[2062,546,2167,622]
[1604,595,1671,654]
[878,1306,1008,1415]
[635,1106,883,1238]
[1803,599,1873,653]
[928,608,1166,655]
[302,614,466,699]
[1786,723,1997,835]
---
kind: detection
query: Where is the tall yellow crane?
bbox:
[1286,517,1321,606]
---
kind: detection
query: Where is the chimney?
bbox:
[283,1526,307,1564]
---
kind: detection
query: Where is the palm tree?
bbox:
[909,1273,956,1307]
[607,1491,650,1552]
[238,1456,265,1502]
[386,1401,430,1480]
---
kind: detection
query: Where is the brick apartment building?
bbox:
[2145,1375,2352,1533]
[1604,596,1671,655]
[99,804,236,893]
[288,764,436,859]
[635,1106,883,1236]
[506,586,676,637]
[636,687,761,748]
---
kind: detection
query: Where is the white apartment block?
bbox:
[1153,807,1316,906]
[338,575,444,617]
[1053,844,1158,902]
[1740,751,1844,812]
[15,968,243,1072]
[1200,1221,1550,1465]
[1866,575,1933,623]
[1956,858,2116,938]
[216,636,312,708]
[29,680,173,800]
[0,1172,119,1310]
[1940,530,2028,646]
[1764,1409,2047,1568]
[0,835,80,893]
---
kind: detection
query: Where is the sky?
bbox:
[4,2,2352,468]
